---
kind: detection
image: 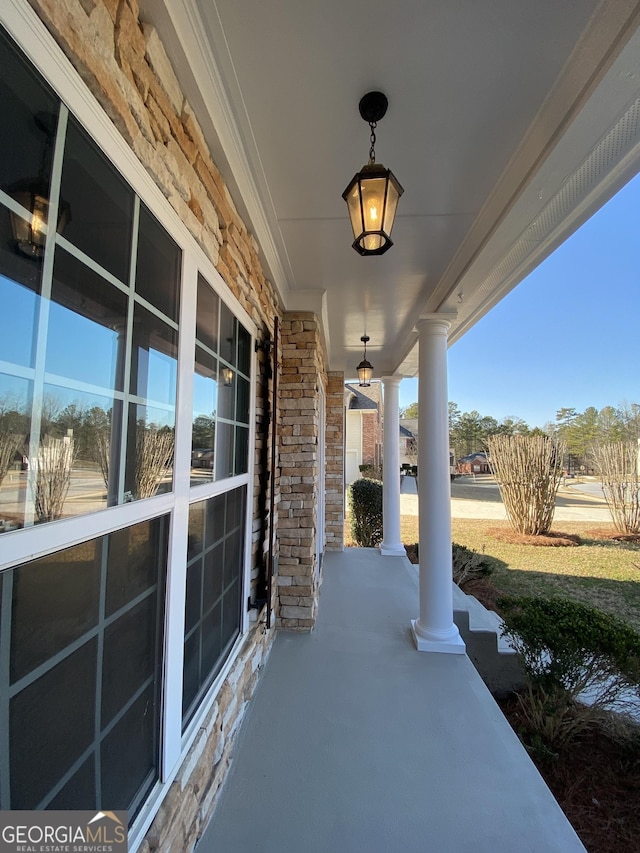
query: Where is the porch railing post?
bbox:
[411,316,465,654]
[380,375,405,556]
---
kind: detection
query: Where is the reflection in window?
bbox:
[0,374,32,533]
[125,404,174,501]
[0,516,168,815]
[192,277,251,484]
[183,488,245,727]
[135,203,181,323]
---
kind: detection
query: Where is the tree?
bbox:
[400,401,419,419]
[486,434,565,535]
[591,440,640,534]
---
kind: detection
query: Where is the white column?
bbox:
[411,316,465,654]
[380,375,405,556]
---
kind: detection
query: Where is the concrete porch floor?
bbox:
[197,549,585,853]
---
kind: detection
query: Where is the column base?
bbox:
[380,542,407,557]
[411,619,466,654]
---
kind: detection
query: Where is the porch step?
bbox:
[452,583,516,655]
[452,583,525,697]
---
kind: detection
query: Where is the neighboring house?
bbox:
[400,424,417,467]
[457,451,491,475]
[345,382,383,484]
[0,3,638,851]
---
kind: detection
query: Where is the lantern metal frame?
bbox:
[342,91,404,256]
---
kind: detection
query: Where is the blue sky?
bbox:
[399,172,640,429]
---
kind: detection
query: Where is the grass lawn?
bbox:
[346,514,640,632]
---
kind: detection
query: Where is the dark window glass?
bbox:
[48,247,127,390]
[183,488,246,728]
[101,594,158,725]
[196,275,219,353]
[219,302,236,366]
[135,203,181,322]
[215,422,234,481]
[105,519,164,616]
[236,376,250,425]
[59,118,134,283]
[10,638,97,809]
[237,324,251,376]
[2,518,167,815]
[48,757,96,811]
[0,27,58,199]
[101,684,157,812]
[10,541,100,682]
[234,426,249,475]
[187,499,205,560]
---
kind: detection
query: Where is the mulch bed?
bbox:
[586,527,640,544]
[498,695,640,853]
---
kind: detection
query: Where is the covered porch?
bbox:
[197,548,585,853]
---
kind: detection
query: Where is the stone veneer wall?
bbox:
[276,312,326,630]
[21,1,293,850]
[325,372,345,549]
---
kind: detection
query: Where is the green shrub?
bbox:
[499,596,640,744]
[452,542,492,585]
[348,478,383,547]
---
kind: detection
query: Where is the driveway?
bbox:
[400,475,612,524]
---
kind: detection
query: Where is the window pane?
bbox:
[219,302,236,366]
[236,376,250,425]
[59,118,134,283]
[234,426,249,475]
[215,421,234,481]
[0,212,41,368]
[0,27,58,202]
[191,347,216,485]
[0,373,31,532]
[10,538,100,682]
[237,323,251,376]
[217,369,235,421]
[183,488,246,728]
[48,247,127,390]
[196,274,219,353]
[130,303,178,406]
[125,404,174,501]
[105,517,166,616]
[10,638,97,809]
[135,203,181,323]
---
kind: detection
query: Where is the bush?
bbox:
[499,596,640,745]
[348,478,383,547]
[452,542,492,585]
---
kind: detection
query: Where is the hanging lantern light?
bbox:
[357,335,373,387]
[222,366,234,386]
[342,91,403,256]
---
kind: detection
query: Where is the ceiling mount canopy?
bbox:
[342,91,404,256]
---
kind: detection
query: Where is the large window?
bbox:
[0,29,182,532]
[0,517,168,816]
[183,486,246,727]
[0,17,255,834]
[192,275,251,484]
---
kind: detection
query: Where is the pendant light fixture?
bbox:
[342,91,403,256]
[357,335,373,387]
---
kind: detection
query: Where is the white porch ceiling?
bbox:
[143,0,640,377]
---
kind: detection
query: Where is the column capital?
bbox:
[381,374,403,386]
[415,313,457,335]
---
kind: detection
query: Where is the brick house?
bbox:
[344,381,383,483]
[1,2,639,850]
